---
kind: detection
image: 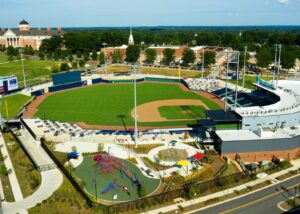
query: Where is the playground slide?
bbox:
[101,182,115,194]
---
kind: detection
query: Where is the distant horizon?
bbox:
[5,24,300,30]
[1,0,299,27]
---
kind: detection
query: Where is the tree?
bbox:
[204,51,216,66]
[182,48,196,65]
[53,49,61,61]
[239,51,250,67]
[91,50,98,60]
[72,61,78,69]
[126,45,140,63]
[99,52,105,64]
[38,51,45,60]
[6,46,15,57]
[112,49,122,63]
[256,48,273,68]
[145,49,156,64]
[60,63,70,71]
[83,49,90,61]
[76,50,82,58]
[51,65,60,73]
[79,59,85,68]
[47,52,53,60]
[68,54,74,62]
[163,48,175,65]
[281,47,298,69]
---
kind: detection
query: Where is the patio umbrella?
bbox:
[192,153,205,160]
[177,160,190,167]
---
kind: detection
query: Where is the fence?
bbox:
[40,137,248,214]
[48,81,86,93]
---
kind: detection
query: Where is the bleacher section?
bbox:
[212,88,280,107]
[183,78,220,92]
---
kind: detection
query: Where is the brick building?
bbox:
[0,20,65,50]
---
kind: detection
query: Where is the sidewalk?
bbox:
[0,133,27,214]
[142,159,300,214]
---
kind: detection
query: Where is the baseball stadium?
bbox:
[3,62,300,206]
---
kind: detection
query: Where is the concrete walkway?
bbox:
[17,128,56,171]
[142,159,300,214]
[0,133,27,214]
[2,168,63,214]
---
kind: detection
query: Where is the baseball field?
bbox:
[32,82,222,128]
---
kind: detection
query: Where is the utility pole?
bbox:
[102,43,107,76]
[133,65,138,148]
[19,49,26,88]
[242,46,247,89]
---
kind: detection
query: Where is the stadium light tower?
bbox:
[276,44,282,87]
[102,42,107,76]
[224,51,240,111]
[19,48,26,88]
[202,48,205,79]
[132,64,139,148]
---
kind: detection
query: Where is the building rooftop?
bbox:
[19,19,29,25]
[190,46,206,51]
[216,125,300,142]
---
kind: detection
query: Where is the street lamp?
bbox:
[102,42,107,76]
[19,48,26,88]
[93,178,98,201]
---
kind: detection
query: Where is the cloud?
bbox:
[278,0,289,4]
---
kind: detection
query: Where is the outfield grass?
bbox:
[1,94,32,119]
[0,59,60,86]
[73,156,160,201]
[158,105,206,120]
[35,82,221,127]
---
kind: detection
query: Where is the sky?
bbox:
[0,0,299,27]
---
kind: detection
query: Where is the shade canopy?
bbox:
[192,153,205,160]
[177,160,190,167]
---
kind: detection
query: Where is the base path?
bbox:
[132,99,209,122]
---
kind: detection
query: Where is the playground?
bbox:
[73,155,160,202]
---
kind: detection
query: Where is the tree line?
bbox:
[1,29,300,70]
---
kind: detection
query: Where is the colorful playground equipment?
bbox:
[90,154,143,196]
[101,178,119,194]
[67,152,79,159]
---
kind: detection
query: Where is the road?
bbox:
[192,175,300,214]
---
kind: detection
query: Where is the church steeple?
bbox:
[128,27,134,45]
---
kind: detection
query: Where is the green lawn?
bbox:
[73,156,160,201]
[0,52,8,63]
[35,82,221,127]
[0,59,60,86]
[158,105,206,120]
[1,94,32,119]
